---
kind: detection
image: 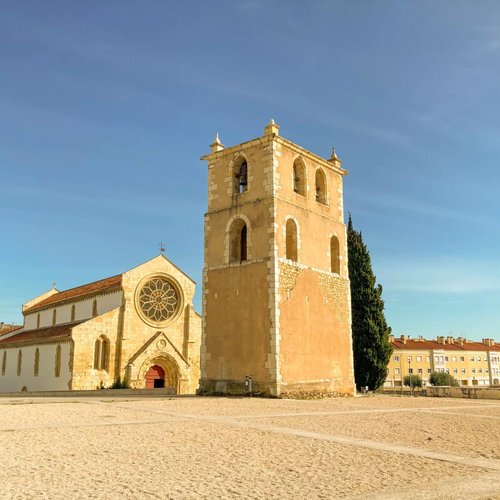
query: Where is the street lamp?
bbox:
[408,358,412,396]
[400,355,404,395]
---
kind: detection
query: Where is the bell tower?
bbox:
[199,121,355,396]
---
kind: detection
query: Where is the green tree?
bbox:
[403,374,423,388]
[347,214,393,390]
[429,371,459,386]
[110,377,131,389]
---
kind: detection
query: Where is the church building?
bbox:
[199,121,355,396]
[0,255,201,393]
[1,120,355,397]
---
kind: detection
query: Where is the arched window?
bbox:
[93,336,110,372]
[93,339,100,369]
[34,348,40,376]
[100,337,110,371]
[233,156,248,194]
[36,313,40,329]
[285,219,298,261]
[2,351,6,376]
[315,168,327,204]
[293,158,306,196]
[330,235,340,274]
[92,299,98,318]
[52,308,57,326]
[17,349,22,376]
[54,344,61,378]
[71,305,76,322]
[230,218,248,263]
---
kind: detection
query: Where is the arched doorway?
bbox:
[145,365,165,388]
[143,356,180,392]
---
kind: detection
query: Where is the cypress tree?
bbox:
[347,214,392,390]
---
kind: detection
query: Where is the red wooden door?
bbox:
[145,365,165,389]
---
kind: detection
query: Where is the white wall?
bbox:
[23,291,123,331]
[0,342,72,392]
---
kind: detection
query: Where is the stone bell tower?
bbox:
[199,121,355,396]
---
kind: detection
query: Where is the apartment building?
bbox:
[385,335,499,387]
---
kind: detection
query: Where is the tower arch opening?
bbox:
[292,158,306,196]
[229,218,248,263]
[315,168,327,204]
[330,235,340,274]
[233,155,248,194]
[285,219,298,261]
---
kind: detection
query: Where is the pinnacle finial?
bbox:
[264,118,280,136]
[210,131,224,152]
[329,147,341,163]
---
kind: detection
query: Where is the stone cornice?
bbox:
[201,134,348,176]
[204,194,345,225]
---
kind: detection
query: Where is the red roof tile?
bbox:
[392,339,499,352]
[460,341,500,352]
[0,324,22,335]
[392,340,460,351]
[24,274,122,313]
[0,322,84,346]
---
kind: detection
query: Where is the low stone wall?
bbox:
[197,378,270,396]
[426,386,500,400]
[378,388,427,397]
[0,388,180,398]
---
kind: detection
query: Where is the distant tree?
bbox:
[347,214,393,391]
[429,371,459,387]
[403,374,423,388]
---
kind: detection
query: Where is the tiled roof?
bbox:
[0,324,22,335]
[392,339,499,352]
[459,341,500,352]
[24,275,122,313]
[0,321,84,346]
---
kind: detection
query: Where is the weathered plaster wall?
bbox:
[278,265,354,393]
[0,341,72,392]
[203,263,271,386]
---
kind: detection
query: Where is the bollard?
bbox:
[245,375,253,397]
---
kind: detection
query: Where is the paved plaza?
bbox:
[0,394,499,499]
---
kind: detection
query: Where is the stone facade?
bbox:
[199,121,355,396]
[0,255,201,393]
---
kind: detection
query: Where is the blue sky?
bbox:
[1,1,499,340]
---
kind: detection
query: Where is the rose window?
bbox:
[138,277,179,322]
